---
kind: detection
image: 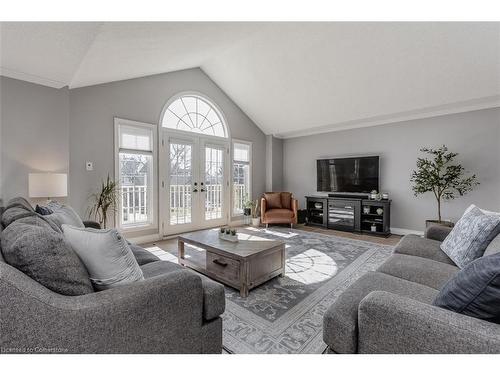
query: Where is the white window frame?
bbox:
[114,117,158,232]
[231,139,252,217]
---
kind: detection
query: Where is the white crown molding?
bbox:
[274,95,500,139]
[0,67,67,89]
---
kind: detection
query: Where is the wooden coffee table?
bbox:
[177,229,286,297]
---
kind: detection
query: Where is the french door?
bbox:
[160,131,229,235]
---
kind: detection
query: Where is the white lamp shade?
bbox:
[29,173,68,198]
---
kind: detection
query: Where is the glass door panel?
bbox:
[204,145,224,221]
[169,142,193,226]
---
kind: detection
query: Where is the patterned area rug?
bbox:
[221,227,393,354]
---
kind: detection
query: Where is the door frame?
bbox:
[159,127,230,236]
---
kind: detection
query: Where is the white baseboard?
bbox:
[126,233,162,245]
[390,227,424,236]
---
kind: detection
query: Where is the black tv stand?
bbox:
[305,195,391,237]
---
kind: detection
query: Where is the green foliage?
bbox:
[87,174,119,229]
[410,145,479,222]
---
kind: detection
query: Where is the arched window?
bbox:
[161,94,228,138]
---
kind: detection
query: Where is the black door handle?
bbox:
[201,189,206,192]
[193,189,198,193]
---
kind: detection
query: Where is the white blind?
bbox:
[119,124,153,151]
[234,142,250,162]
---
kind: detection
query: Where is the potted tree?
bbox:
[249,199,260,227]
[410,145,479,228]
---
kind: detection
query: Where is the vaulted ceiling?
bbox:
[1,22,499,137]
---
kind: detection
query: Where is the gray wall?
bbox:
[0,77,69,202]
[69,68,266,222]
[265,135,284,192]
[283,108,500,232]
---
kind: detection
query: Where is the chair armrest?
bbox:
[83,220,101,229]
[425,224,452,242]
[358,291,500,353]
[0,262,204,353]
[260,197,267,218]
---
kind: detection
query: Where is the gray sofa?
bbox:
[0,201,225,354]
[323,225,500,353]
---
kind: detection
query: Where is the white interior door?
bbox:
[161,131,229,235]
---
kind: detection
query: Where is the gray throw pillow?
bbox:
[434,252,500,323]
[440,206,500,269]
[62,225,144,290]
[1,217,94,295]
[484,233,500,257]
[45,202,84,228]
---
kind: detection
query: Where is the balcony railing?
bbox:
[121,183,248,225]
[121,185,147,225]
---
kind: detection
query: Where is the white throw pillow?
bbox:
[62,225,144,290]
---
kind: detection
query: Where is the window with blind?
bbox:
[232,141,251,216]
[115,119,156,229]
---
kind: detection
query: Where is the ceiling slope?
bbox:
[1,22,499,136]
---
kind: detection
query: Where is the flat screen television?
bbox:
[317,156,379,193]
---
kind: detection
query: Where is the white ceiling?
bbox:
[1,22,499,137]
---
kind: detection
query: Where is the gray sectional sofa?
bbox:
[0,200,225,354]
[323,225,500,353]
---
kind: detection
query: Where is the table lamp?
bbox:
[28,173,68,202]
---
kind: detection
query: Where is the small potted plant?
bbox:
[249,199,260,227]
[410,145,479,228]
[243,198,252,217]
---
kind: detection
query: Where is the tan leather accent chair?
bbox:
[260,192,298,228]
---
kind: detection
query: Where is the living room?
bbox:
[1,0,499,372]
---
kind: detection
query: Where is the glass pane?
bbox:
[119,125,152,151]
[119,152,153,226]
[233,162,250,215]
[205,146,224,220]
[169,143,192,225]
[161,95,227,138]
[233,142,250,162]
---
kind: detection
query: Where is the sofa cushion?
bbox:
[433,252,500,323]
[280,192,292,209]
[323,271,438,353]
[484,233,500,257]
[264,208,294,220]
[141,260,225,320]
[1,217,94,295]
[377,254,459,290]
[440,206,500,269]
[7,197,34,212]
[128,243,161,265]
[264,192,282,209]
[1,205,36,228]
[394,234,455,265]
[62,225,144,291]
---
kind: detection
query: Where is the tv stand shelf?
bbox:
[305,195,391,237]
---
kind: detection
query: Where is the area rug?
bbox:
[221,227,394,354]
